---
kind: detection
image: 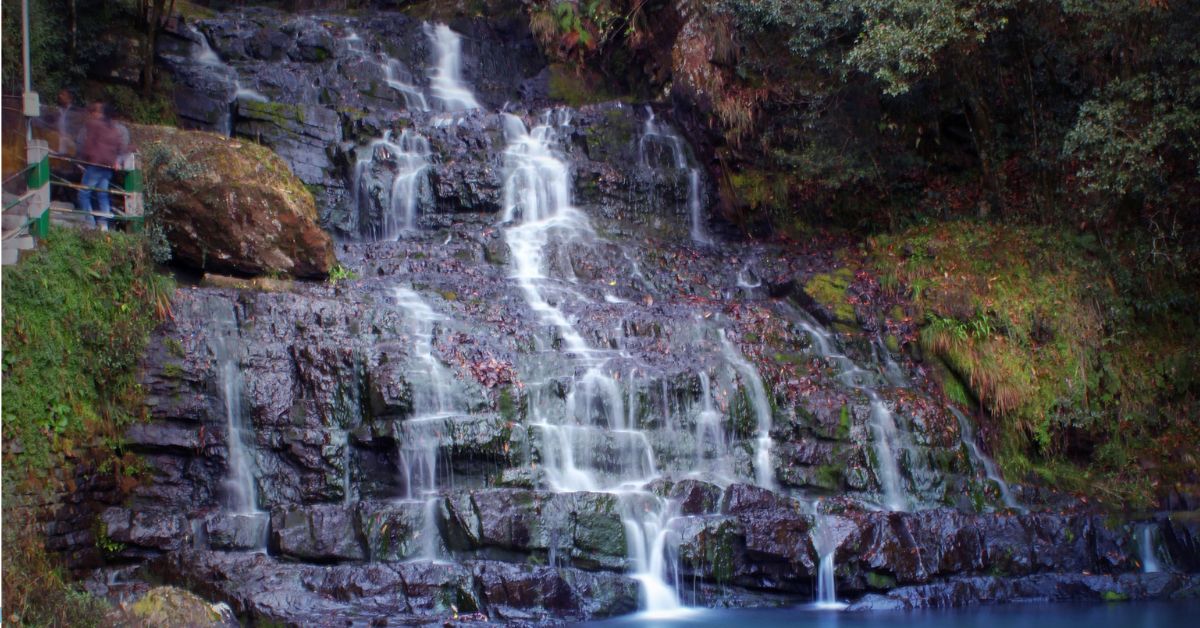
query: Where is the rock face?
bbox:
[48,4,1197,625]
[132,125,337,278]
[156,7,706,241]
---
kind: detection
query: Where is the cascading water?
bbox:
[718,330,776,490]
[352,130,432,240]
[499,110,685,614]
[210,307,268,550]
[1138,524,1161,573]
[693,371,733,481]
[427,24,480,111]
[393,287,462,561]
[810,515,848,610]
[382,56,431,112]
[792,312,913,511]
[211,315,256,514]
[949,406,1024,512]
[186,25,266,135]
[639,107,710,245]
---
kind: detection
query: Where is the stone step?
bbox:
[2,247,18,265]
[4,235,35,251]
[2,214,26,230]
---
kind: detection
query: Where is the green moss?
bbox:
[868,222,1200,509]
[865,571,897,589]
[837,405,852,439]
[3,229,172,483]
[549,63,628,105]
[813,463,844,490]
[729,169,788,213]
[1102,591,1129,602]
[164,337,185,358]
[804,269,857,324]
[438,290,458,302]
[162,363,184,380]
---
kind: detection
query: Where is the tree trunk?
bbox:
[141,0,167,95]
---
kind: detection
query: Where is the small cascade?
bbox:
[382,56,430,111]
[1138,524,1162,573]
[810,517,847,610]
[693,371,733,481]
[718,330,775,490]
[793,312,913,511]
[499,111,684,615]
[210,307,268,551]
[186,25,266,135]
[639,107,710,245]
[949,406,1025,512]
[215,330,257,514]
[352,131,432,240]
[393,287,463,561]
[427,23,480,111]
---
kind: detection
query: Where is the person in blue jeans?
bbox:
[76,102,127,230]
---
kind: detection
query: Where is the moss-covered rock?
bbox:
[122,586,236,627]
[132,125,337,278]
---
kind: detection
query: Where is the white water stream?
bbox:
[211,307,268,551]
[352,130,432,240]
[187,25,267,136]
[639,107,710,245]
[949,406,1024,512]
[793,312,912,511]
[427,23,480,111]
[500,110,686,615]
[1138,524,1162,573]
[393,286,462,561]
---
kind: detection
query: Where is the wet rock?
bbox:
[670,479,722,515]
[394,561,480,615]
[471,561,578,619]
[848,572,1200,610]
[359,499,435,561]
[204,512,269,551]
[1163,512,1200,571]
[720,483,798,515]
[100,507,189,553]
[270,504,365,562]
[558,569,639,619]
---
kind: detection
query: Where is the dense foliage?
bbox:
[2,229,172,624]
[1,0,178,123]
[867,224,1198,506]
[524,0,1199,506]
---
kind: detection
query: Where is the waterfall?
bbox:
[1138,524,1161,573]
[499,111,685,615]
[718,331,775,490]
[186,24,266,136]
[694,371,733,481]
[949,406,1025,512]
[210,306,268,551]
[638,107,710,245]
[382,56,430,112]
[214,326,257,514]
[393,287,464,561]
[352,131,432,240]
[427,24,480,111]
[792,312,913,510]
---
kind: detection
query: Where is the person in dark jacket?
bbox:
[76,101,127,230]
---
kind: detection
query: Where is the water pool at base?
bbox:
[585,600,1200,627]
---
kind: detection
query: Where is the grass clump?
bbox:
[869,221,1199,508]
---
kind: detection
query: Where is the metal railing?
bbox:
[2,136,144,265]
